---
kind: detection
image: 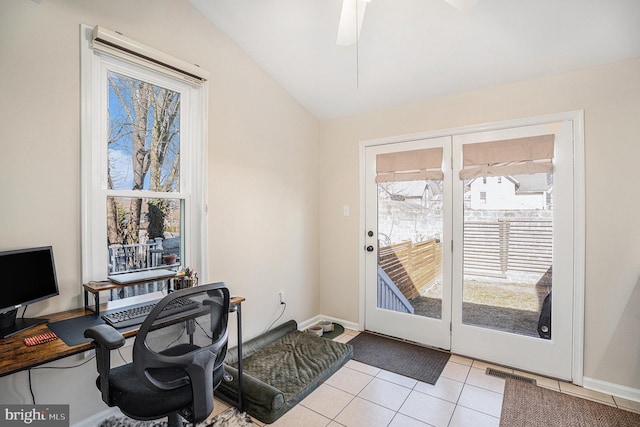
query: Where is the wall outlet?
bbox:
[278,291,285,305]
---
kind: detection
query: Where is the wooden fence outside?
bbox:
[463,220,552,277]
[378,239,442,300]
[378,219,553,300]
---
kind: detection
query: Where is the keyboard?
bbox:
[102,298,200,329]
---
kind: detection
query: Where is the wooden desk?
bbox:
[0,296,245,378]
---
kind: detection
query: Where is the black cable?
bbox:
[116,347,129,364]
[21,305,28,320]
[195,319,213,340]
[28,369,35,404]
[27,355,97,405]
[163,323,187,349]
[264,302,287,333]
[31,355,96,370]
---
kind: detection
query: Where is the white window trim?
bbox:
[80,24,208,285]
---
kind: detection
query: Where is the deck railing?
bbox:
[107,239,174,300]
[108,238,166,274]
[377,266,414,314]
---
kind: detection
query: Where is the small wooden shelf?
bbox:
[83,276,179,315]
[84,281,124,293]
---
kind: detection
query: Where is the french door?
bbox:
[364,136,452,350]
[363,116,581,380]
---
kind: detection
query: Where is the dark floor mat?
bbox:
[348,332,449,384]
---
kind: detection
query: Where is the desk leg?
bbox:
[83,289,100,316]
[236,303,244,412]
[93,292,100,316]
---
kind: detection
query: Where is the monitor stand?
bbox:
[0,309,48,339]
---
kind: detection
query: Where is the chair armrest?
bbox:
[85,324,126,349]
[84,324,126,405]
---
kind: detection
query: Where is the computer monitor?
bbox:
[0,246,60,338]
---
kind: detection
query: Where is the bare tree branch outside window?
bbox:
[107,72,181,245]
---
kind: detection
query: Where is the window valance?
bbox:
[376,147,444,183]
[459,135,555,179]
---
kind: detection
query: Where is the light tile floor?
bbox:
[211,329,640,427]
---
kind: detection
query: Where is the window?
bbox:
[80,25,208,285]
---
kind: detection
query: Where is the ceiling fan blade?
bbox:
[336,0,474,46]
[441,0,478,11]
[337,0,370,46]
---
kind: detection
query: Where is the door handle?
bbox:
[366,245,374,252]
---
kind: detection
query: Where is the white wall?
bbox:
[318,58,640,392]
[0,0,319,423]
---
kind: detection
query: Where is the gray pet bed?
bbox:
[216,319,353,424]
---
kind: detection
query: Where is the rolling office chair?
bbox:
[84,282,230,427]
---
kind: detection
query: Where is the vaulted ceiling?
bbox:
[189,0,640,120]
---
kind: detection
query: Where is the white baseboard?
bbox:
[298,315,359,332]
[583,376,640,403]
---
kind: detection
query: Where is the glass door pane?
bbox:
[462,172,553,339]
[377,179,444,319]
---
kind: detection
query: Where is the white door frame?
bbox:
[358,110,585,385]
